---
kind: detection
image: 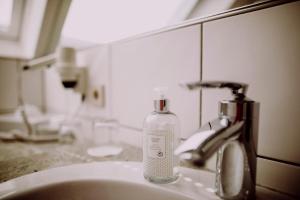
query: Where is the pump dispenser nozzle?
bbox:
[154,87,168,100]
[154,87,169,113]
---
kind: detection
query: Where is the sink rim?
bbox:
[0,161,217,200]
[2,179,196,200]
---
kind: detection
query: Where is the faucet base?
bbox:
[216,141,256,200]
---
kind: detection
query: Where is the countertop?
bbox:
[0,135,295,199]
[0,137,142,183]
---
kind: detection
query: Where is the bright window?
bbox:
[0,0,13,31]
[0,0,24,41]
[62,0,184,44]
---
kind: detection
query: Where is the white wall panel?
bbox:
[202,1,300,165]
[111,25,201,139]
[22,68,43,110]
[257,158,300,197]
[201,2,300,196]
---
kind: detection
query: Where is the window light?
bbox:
[0,0,13,31]
[62,0,184,44]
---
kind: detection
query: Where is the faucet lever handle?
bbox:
[180,81,248,99]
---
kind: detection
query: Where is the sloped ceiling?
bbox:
[0,0,71,59]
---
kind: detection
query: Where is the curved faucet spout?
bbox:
[177,81,258,199]
[175,119,244,165]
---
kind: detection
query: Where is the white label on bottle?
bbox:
[147,134,166,159]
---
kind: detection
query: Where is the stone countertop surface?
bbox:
[0,138,142,183]
[0,136,295,199]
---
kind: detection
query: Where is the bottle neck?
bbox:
[154,99,169,113]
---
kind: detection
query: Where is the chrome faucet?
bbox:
[175,81,259,200]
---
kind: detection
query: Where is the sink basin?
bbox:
[3,180,193,200]
[0,162,219,200]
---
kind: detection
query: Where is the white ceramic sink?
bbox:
[0,162,219,200]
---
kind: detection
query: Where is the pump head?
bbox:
[153,87,168,100]
[153,86,169,112]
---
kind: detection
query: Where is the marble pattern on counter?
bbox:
[0,141,295,199]
[0,140,142,183]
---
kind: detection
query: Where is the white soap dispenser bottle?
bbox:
[143,87,180,183]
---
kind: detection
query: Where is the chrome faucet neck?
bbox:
[176,81,259,200]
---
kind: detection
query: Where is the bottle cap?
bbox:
[153,87,169,112]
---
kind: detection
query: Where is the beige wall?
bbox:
[0,58,43,113]
[0,59,18,113]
